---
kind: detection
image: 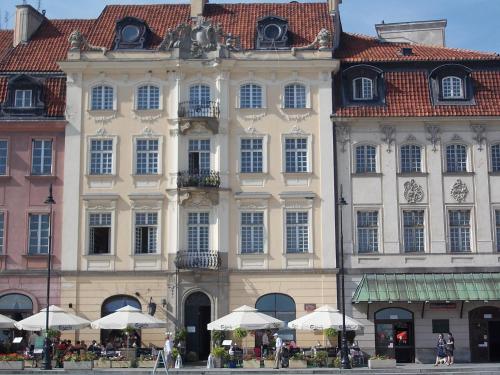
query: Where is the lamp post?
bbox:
[42,184,55,370]
[337,186,350,369]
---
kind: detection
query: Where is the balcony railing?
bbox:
[175,251,221,270]
[178,101,220,119]
[177,170,221,188]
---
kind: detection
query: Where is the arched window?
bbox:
[189,84,211,107]
[491,144,500,172]
[240,84,262,108]
[91,85,114,110]
[284,84,306,109]
[353,77,373,100]
[100,295,141,346]
[355,145,377,173]
[0,293,33,345]
[375,307,413,320]
[256,293,295,341]
[136,85,160,110]
[446,144,467,172]
[442,76,464,99]
[400,144,422,173]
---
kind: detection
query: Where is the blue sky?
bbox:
[1,0,499,53]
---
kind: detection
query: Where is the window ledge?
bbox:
[83,254,115,259]
[489,172,500,176]
[132,109,163,114]
[24,175,56,181]
[237,172,268,178]
[351,172,382,177]
[442,172,475,176]
[132,253,161,257]
[238,252,267,257]
[283,252,314,257]
[87,109,116,115]
[22,253,50,258]
[354,252,380,256]
[131,174,163,178]
[85,174,116,179]
[0,175,12,181]
[397,172,429,177]
[282,172,312,177]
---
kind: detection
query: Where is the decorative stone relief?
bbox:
[336,125,350,153]
[68,30,107,54]
[279,108,311,122]
[406,134,417,142]
[132,111,163,123]
[242,112,266,125]
[425,125,441,152]
[141,127,155,137]
[179,191,219,207]
[451,179,469,203]
[403,179,424,204]
[471,125,487,151]
[290,125,307,135]
[89,113,116,126]
[451,134,463,142]
[380,126,396,153]
[291,28,331,55]
[95,127,107,136]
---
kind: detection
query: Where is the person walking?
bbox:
[446,333,455,365]
[434,333,446,366]
[164,333,173,368]
[273,333,283,369]
[262,331,269,356]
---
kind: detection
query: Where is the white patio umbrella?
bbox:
[0,313,16,329]
[287,305,362,331]
[90,305,166,329]
[207,305,284,331]
[14,305,90,331]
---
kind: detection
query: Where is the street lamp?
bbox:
[337,186,350,369]
[42,184,55,370]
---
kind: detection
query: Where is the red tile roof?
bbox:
[0,30,13,61]
[335,33,500,63]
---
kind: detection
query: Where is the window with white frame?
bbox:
[240,84,262,108]
[286,211,309,253]
[187,212,209,252]
[14,89,32,108]
[88,213,112,255]
[91,85,114,110]
[0,212,4,254]
[284,83,306,109]
[28,213,49,254]
[189,84,210,107]
[134,212,158,254]
[136,85,160,110]
[285,137,308,173]
[403,210,425,253]
[491,144,500,172]
[400,144,422,173]
[355,145,376,173]
[31,139,52,175]
[352,77,373,100]
[89,139,113,175]
[188,139,210,174]
[136,139,159,175]
[240,212,264,254]
[448,210,471,252]
[446,144,467,172]
[442,76,464,99]
[357,211,379,253]
[0,140,8,176]
[496,210,500,252]
[241,138,263,173]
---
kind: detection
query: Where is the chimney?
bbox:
[191,0,208,19]
[375,19,447,47]
[13,4,45,47]
[328,0,342,14]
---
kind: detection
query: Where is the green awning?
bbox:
[352,273,500,303]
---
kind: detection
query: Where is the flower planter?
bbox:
[368,358,396,369]
[94,359,111,368]
[0,361,24,370]
[243,359,260,368]
[111,360,130,368]
[264,359,275,368]
[64,361,93,370]
[138,360,156,368]
[289,359,307,368]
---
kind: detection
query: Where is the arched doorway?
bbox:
[184,291,211,361]
[100,295,141,347]
[375,307,414,363]
[255,293,296,346]
[0,293,33,352]
[469,306,500,362]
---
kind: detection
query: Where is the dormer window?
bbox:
[256,15,289,49]
[114,17,149,50]
[15,90,33,108]
[1,74,44,117]
[429,64,474,105]
[353,77,373,101]
[442,76,464,99]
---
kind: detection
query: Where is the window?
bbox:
[136,139,159,175]
[448,210,471,252]
[357,211,379,253]
[0,212,4,254]
[403,210,425,253]
[14,90,32,108]
[89,213,111,254]
[400,145,422,173]
[137,85,160,110]
[286,211,309,253]
[241,138,263,173]
[31,140,52,175]
[491,144,500,172]
[446,144,467,172]
[134,212,158,254]
[255,294,295,342]
[0,140,8,176]
[353,77,373,100]
[89,139,113,175]
[432,319,450,334]
[496,210,500,252]
[284,84,306,109]
[188,139,210,174]
[189,84,210,107]
[241,212,264,254]
[442,76,464,99]
[28,214,49,254]
[188,212,209,252]
[285,138,308,173]
[240,84,262,108]
[355,145,376,173]
[91,85,114,110]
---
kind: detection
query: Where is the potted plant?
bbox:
[0,353,25,370]
[233,327,248,347]
[289,352,307,369]
[137,353,155,368]
[324,328,338,346]
[211,330,225,347]
[242,353,260,368]
[110,354,129,368]
[264,353,275,368]
[211,346,228,368]
[63,352,96,370]
[368,355,396,369]
[314,351,328,367]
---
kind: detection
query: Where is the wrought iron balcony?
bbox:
[175,251,221,270]
[177,170,221,189]
[178,101,220,119]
